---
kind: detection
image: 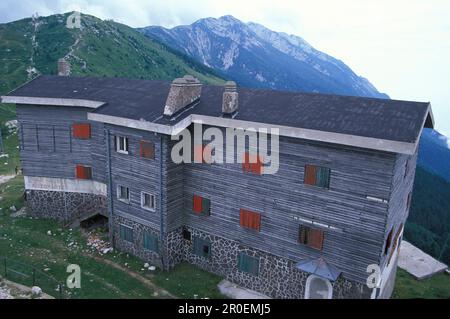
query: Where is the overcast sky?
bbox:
[1,0,449,136]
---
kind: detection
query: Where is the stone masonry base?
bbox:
[25,189,107,225]
[112,218,373,299]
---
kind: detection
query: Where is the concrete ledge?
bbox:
[398,241,448,280]
[24,176,107,196]
[218,280,271,299]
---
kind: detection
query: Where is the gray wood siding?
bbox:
[105,125,162,229]
[163,138,185,232]
[380,150,418,270]
[16,105,106,183]
[180,126,396,283]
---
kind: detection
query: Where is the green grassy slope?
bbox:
[0,12,224,96]
[393,268,450,299]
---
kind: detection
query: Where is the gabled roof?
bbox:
[1,75,433,155]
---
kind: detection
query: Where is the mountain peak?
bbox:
[141,17,388,98]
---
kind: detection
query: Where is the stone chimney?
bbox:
[222,81,238,114]
[164,75,202,116]
[58,58,70,76]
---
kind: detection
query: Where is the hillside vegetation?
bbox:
[0,12,224,96]
[405,167,450,265]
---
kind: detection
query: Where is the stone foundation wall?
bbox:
[25,189,107,224]
[166,226,372,299]
[112,215,163,268]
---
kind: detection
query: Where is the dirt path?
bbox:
[0,175,15,185]
[88,255,176,299]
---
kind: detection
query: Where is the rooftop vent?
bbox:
[222,81,238,115]
[164,75,202,116]
[58,58,70,76]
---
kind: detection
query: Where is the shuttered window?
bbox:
[192,195,211,215]
[388,224,404,265]
[119,225,134,243]
[193,237,211,259]
[72,123,91,139]
[242,152,263,175]
[238,253,259,276]
[240,209,261,231]
[299,225,324,250]
[75,165,92,180]
[143,232,159,253]
[140,140,155,159]
[304,165,331,188]
[194,144,212,164]
[384,228,393,255]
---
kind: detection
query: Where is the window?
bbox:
[141,192,155,211]
[304,165,330,188]
[240,209,261,231]
[388,224,404,265]
[72,123,91,139]
[237,253,259,276]
[75,165,92,180]
[242,152,263,175]
[305,275,333,299]
[193,237,211,259]
[119,224,133,243]
[192,195,211,215]
[143,232,159,253]
[404,159,409,179]
[384,228,393,255]
[299,225,324,250]
[115,136,129,154]
[194,144,213,164]
[140,140,155,159]
[117,185,130,203]
[182,227,192,241]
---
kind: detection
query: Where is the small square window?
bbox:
[117,185,130,203]
[119,224,133,243]
[182,228,192,241]
[193,237,211,259]
[238,253,259,276]
[304,165,330,189]
[141,192,156,211]
[299,225,324,250]
[115,136,129,154]
[140,140,155,159]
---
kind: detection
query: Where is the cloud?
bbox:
[0,0,449,134]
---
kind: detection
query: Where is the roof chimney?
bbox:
[58,58,70,76]
[222,81,238,115]
[164,75,202,116]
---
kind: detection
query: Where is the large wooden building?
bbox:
[1,69,433,299]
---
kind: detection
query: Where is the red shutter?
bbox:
[76,165,92,180]
[140,140,155,159]
[194,144,212,164]
[304,165,317,185]
[309,228,324,250]
[240,209,261,231]
[193,195,203,214]
[243,152,262,175]
[72,123,91,139]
